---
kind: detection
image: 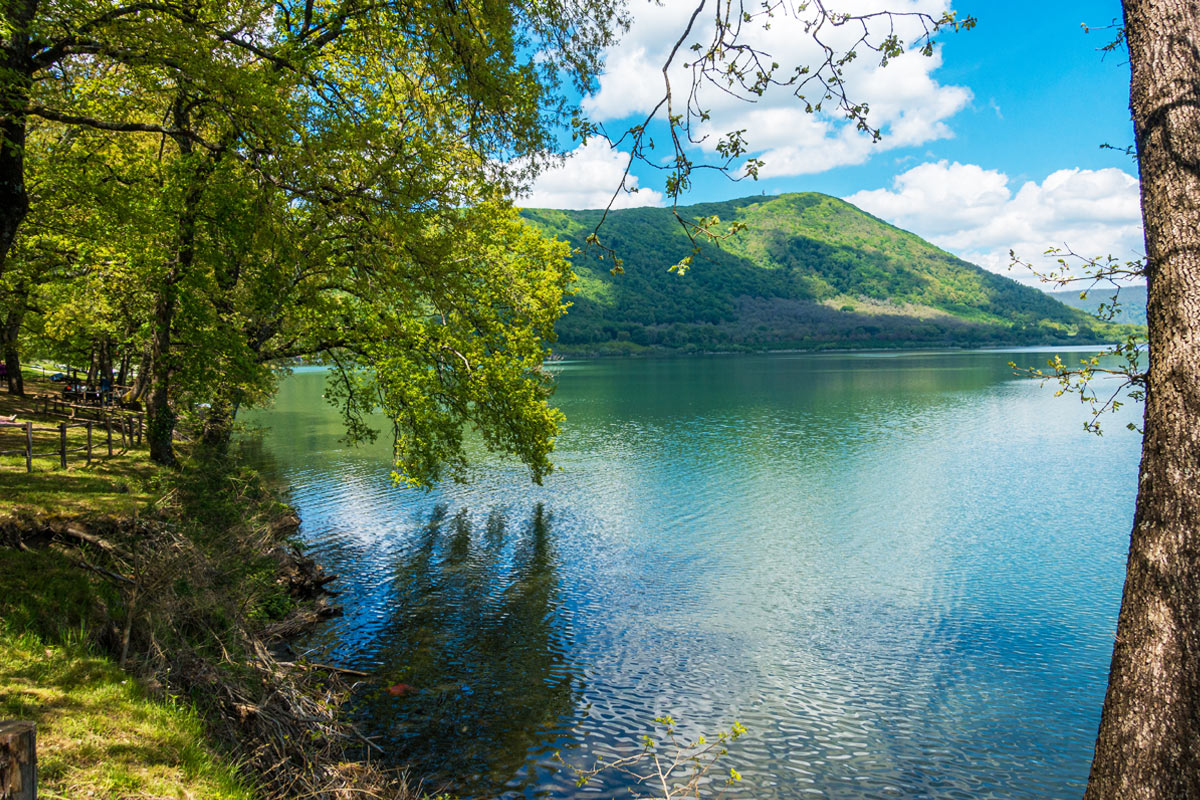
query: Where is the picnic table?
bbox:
[62,381,114,406]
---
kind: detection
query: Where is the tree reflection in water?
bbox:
[351,503,581,795]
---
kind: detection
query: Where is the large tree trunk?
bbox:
[0,0,36,281]
[146,280,179,465]
[3,306,23,395]
[1085,2,1200,797]
[146,97,212,467]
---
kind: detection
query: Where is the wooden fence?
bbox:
[36,393,132,420]
[0,414,144,473]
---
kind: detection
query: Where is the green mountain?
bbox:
[521,193,1135,355]
[1050,285,1147,326]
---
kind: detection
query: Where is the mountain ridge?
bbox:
[1050,285,1147,326]
[520,193,1136,355]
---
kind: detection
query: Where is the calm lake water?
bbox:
[242,349,1142,800]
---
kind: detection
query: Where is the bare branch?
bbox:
[578,3,974,271]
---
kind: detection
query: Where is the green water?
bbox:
[242,349,1142,799]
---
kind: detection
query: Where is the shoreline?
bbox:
[1,458,413,799]
[547,338,1137,362]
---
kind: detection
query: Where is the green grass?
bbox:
[0,548,255,800]
[0,371,157,518]
[0,398,266,798]
[0,627,255,800]
[0,547,120,636]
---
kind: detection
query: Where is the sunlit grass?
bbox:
[0,546,255,800]
[0,371,156,518]
[0,381,256,798]
[0,626,255,800]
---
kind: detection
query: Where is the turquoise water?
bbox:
[242,349,1142,799]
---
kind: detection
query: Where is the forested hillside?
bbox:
[1050,285,1148,326]
[522,193,1130,355]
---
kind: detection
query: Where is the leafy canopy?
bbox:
[3,0,624,483]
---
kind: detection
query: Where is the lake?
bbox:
[241,349,1142,799]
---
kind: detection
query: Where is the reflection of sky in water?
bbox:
[243,350,1141,800]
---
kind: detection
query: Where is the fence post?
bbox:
[106,416,113,457]
[59,423,66,469]
[86,421,93,466]
[24,423,32,474]
[0,720,37,800]
[138,414,143,447]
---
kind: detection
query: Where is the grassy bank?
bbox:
[1,375,258,798]
[0,548,254,799]
[1,370,407,799]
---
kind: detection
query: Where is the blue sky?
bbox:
[523,0,1144,285]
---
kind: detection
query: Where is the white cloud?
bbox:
[846,161,1144,284]
[581,1,707,121]
[584,0,970,177]
[518,140,665,210]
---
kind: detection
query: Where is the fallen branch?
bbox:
[58,522,135,561]
[277,660,370,678]
[49,542,137,586]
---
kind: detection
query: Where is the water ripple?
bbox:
[242,351,1141,800]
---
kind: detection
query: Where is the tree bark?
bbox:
[116,348,131,388]
[98,337,113,389]
[0,720,36,800]
[93,337,110,390]
[126,346,151,404]
[85,342,97,386]
[146,96,212,467]
[0,0,37,281]
[146,277,179,465]
[1085,2,1200,797]
[2,306,23,395]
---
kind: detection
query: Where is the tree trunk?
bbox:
[0,720,36,800]
[97,337,113,388]
[0,0,36,281]
[146,97,209,467]
[116,348,131,387]
[127,346,151,403]
[3,306,24,395]
[146,280,179,465]
[85,342,97,386]
[1085,2,1200,797]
